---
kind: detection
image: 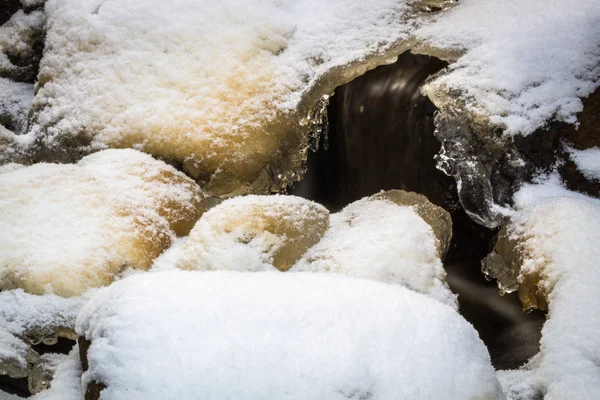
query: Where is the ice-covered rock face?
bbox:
[75,271,502,400]
[0,149,204,296]
[177,195,329,272]
[292,191,456,308]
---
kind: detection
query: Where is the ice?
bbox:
[0,149,204,296]
[177,195,329,272]
[567,146,600,181]
[26,0,432,195]
[417,0,600,135]
[485,177,600,399]
[292,192,456,308]
[76,270,501,399]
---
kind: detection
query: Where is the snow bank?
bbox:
[567,146,600,181]
[292,195,456,308]
[488,180,600,399]
[29,0,422,195]
[76,270,501,400]
[0,78,33,134]
[0,149,204,296]
[417,0,600,135]
[177,195,329,272]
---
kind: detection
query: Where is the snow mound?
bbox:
[567,146,600,181]
[28,0,422,195]
[178,195,329,272]
[292,195,456,308]
[418,0,600,135]
[76,270,501,400]
[0,149,204,296]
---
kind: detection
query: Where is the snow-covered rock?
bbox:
[292,192,456,308]
[0,149,204,296]
[178,195,329,272]
[484,179,600,399]
[76,270,502,400]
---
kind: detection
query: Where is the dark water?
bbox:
[293,51,544,370]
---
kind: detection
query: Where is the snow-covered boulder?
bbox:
[178,195,329,272]
[483,181,600,399]
[75,270,502,400]
[0,149,204,296]
[27,0,434,195]
[292,192,456,308]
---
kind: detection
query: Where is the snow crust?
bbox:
[567,146,600,181]
[504,182,600,399]
[292,198,456,308]
[177,195,329,272]
[77,270,501,400]
[0,149,204,296]
[418,0,600,135]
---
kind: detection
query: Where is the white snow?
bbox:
[31,349,84,400]
[0,78,33,133]
[177,195,329,272]
[567,146,600,181]
[503,180,600,399]
[292,198,457,308]
[0,149,203,296]
[77,270,501,400]
[417,0,600,135]
[0,10,44,77]
[0,289,84,339]
[29,0,415,184]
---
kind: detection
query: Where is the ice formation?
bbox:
[483,179,600,399]
[76,270,501,400]
[177,195,329,272]
[31,349,83,400]
[292,192,456,308]
[0,149,204,296]
[25,0,437,196]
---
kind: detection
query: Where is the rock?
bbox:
[177,195,329,272]
[0,149,204,296]
[371,189,452,258]
[292,191,456,308]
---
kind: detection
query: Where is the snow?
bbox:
[177,195,329,272]
[0,391,26,400]
[0,149,204,296]
[292,198,457,308]
[28,0,416,190]
[0,289,83,339]
[503,181,600,399]
[0,78,33,133]
[77,270,501,400]
[0,9,44,80]
[417,0,600,135]
[567,146,600,181]
[31,349,84,400]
